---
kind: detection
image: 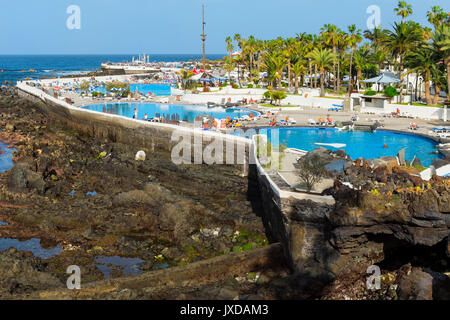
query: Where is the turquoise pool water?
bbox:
[88,84,175,96]
[236,127,443,166]
[82,102,259,123]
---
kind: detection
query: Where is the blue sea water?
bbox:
[0,54,225,84]
[82,102,260,123]
[236,127,443,167]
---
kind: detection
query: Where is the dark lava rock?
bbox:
[424,268,450,300]
[397,268,433,300]
[6,162,45,194]
[0,248,63,296]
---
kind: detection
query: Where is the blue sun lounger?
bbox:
[328,103,344,112]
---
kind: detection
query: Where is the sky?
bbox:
[0,0,448,55]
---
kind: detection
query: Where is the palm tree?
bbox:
[177,70,194,90]
[336,30,348,93]
[225,37,234,85]
[282,37,296,88]
[233,33,242,50]
[224,56,234,86]
[225,36,234,57]
[292,60,307,94]
[307,48,335,97]
[405,46,439,105]
[427,6,447,29]
[394,1,413,23]
[363,26,389,52]
[262,52,286,89]
[321,24,340,92]
[430,25,450,103]
[244,36,258,74]
[354,47,371,91]
[383,21,423,102]
[347,24,362,96]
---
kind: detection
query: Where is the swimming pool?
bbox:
[235,127,443,166]
[82,102,260,123]
[89,83,175,96]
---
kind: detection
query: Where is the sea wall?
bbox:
[247,135,339,290]
[17,82,251,175]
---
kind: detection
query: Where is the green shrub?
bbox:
[271,90,287,102]
[78,80,90,91]
[364,90,377,96]
[247,84,253,88]
[106,82,128,91]
[263,91,271,99]
[121,87,130,97]
[231,83,239,89]
[384,86,399,97]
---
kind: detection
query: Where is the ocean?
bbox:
[0,54,225,84]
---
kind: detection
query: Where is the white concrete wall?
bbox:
[384,103,445,120]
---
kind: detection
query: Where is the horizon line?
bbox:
[0,53,227,56]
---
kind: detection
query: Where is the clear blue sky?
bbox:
[0,0,447,55]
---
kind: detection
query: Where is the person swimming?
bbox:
[133,108,138,119]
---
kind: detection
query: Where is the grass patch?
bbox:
[406,164,427,171]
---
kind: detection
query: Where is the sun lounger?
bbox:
[308,119,316,125]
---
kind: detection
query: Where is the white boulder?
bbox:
[135,150,146,161]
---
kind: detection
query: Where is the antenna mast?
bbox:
[201,4,207,70]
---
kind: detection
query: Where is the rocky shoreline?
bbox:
[0,88,295,299]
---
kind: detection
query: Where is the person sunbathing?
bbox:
[410,122,418,130]
[326,116,333,125]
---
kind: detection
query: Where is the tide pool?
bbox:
[0,142,15,173]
